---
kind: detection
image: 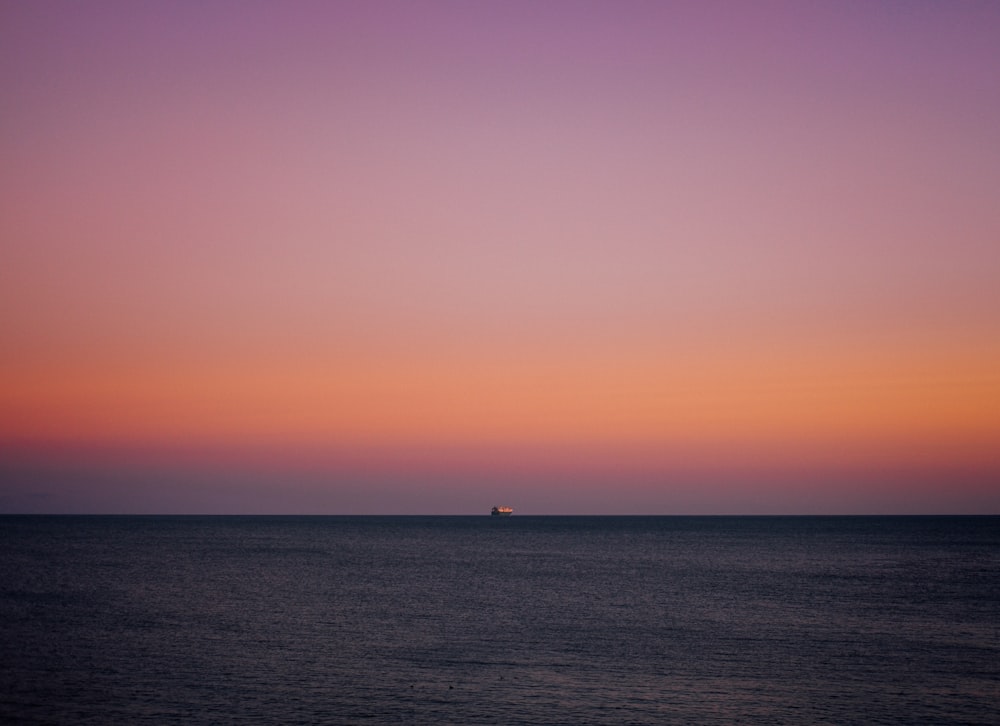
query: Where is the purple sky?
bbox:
[2,1,999,513]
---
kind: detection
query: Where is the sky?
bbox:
[2,1,999,514]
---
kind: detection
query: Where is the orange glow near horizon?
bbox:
[4,333,997,468]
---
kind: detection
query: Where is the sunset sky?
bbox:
[2,1,999,513]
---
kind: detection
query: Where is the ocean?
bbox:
[1,515,998,724]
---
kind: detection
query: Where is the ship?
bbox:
[491,506,513,516]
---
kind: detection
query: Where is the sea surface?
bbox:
[1,515,998,724]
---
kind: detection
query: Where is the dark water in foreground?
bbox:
[1,516,998,724]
